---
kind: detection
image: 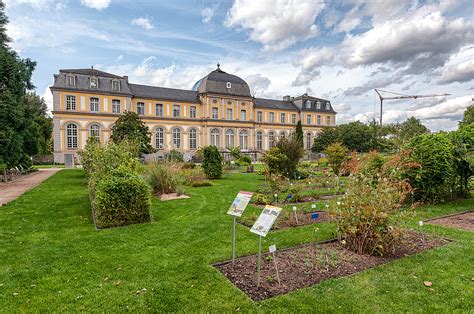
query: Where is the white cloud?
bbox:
[224,0,325,51]
[292,47,334,86]
[201,5,218,24]
[115,54,123,62]
[80,0,111,10]
[439,58,474,84]
[131,17,154,30]
[335,4,362,33]
[42,85,53,113]
[245,74,271,96]
[333,103,351,113]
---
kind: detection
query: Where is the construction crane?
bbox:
[374,89,451,125]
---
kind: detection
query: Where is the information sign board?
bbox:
[250,205,282,237]
[227,191,253,217]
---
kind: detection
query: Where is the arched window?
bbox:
[256,131,263,150]
[268,131,275,148]
[211,128,220,147]
[306,132,312,149]
[316,101,321,109]
[239,130,248,150]
[155,127,164,149]
[172,128,181,149]
[279,131,286,140]
[89,124,101,142]
[189,128,197,150]
[225,129,234,149]
[66,123,78,149]
[325,102,330,110]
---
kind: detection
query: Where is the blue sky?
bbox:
[4,0,474,130]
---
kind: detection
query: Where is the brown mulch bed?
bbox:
[215,231,450,301]
[426,211,474,232]
[158,193,190,201]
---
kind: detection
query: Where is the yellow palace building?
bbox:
[51,65,336,164]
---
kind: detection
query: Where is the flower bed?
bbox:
[240,210,333,230]
[215,231,450,301]
[426,211,474,232]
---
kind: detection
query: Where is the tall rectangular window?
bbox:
[137,102,145,115]
[241,109,246,121]
[226,108,233,120]
[156,103,163,117]
[212,107,219,119]
[112,80,120,91]
[269,112,275,123]
[66,75,75,87]
[307,114,312,125]
[66,95,76,110]
[257,111,263,122]
[280,113,286,123]
[89,97,99,112]
[90,77,98,89]
[326,116,331,125]
[173,105,180,118]
[317,115,322,125]
[292,114,296,124]
[190,106,196,118]
[112,99,121,113]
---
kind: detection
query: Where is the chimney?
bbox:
[123,76,129,83]
[283,95,291,101]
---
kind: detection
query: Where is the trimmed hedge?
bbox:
[202,145,223,179]
[93,170,151,229]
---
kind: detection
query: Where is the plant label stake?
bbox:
[269,244,281,285]
[250,205,282,288]
[418,220,424,242]
[227,191,253,263]
[292,206,299,225]
[311,204,316,209]
[274,193,278,203]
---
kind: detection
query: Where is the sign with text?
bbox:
[227,191,254,217]
[250,205,282,237]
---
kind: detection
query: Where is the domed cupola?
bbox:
[192,63,251,97]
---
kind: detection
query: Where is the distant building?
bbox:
[51,65,336,163]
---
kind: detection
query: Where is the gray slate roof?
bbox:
[254,98,298,110]
[129,84,199,102]
[194,67,251,97]
[53,69,132,95]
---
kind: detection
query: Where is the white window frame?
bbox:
[269,131,275,148]
[172,128,181,149]
[325,102,330,110]
[66,95,76,111]
[156,104,163,117]
[89,124,101,141]
[112,99,121,113]
[66,123,78,149]
[226,82,231,89]
[112,80,120,91]
[66,75,75,87]
[211,128,220,147]
[326,116,331,125]
[226,108,233,120]
[306,133,312,149]
[257,111,263,122]
[189,128,197,150]
[137,102,145,115]
[212,107,219,119]
[90,77,98,89]
[316,101,321,109]
[269,112,275,123]
[292,114,296,124]
[155,127,164,149]
[89,97,99,112]
[190,106,196,118]
[280,131,286,140]
[307,114,312,125]
[317,115,322,125]
[225,129,234,149]
[256,131,263,150]
[280,112,286,124]
[239,130,248,150]
[305,100,311,109]
[173,105,180,118]
[240,109,246,121]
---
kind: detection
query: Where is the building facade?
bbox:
[51,65,336,164]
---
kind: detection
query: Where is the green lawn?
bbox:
[0,169,473,311]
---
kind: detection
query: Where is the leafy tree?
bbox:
[111,111,154,155]
[459,105,474,126]
[448,130,473,197]
[312,127,340,152]
[405,133,455,202]
[202,145,223,179]
[324,142,349,175]
[0,1,37,166]
[339,121,372,152]
[295,120,303,147]
[262,133,304,178]
[24,92,53,155]
[398,117,429,143]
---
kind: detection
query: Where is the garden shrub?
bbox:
[324,142,349,175]
[335,151,415,256]
[145,161,183,195]
[405,133,455,202]
[253,193,271,205]
[238,155,252,166]
[202,145,223,179]
[165,149,184,162]
[190,180,213,187]
[261,134,303,178]
[93,168,151,229]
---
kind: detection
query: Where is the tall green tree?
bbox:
[110,111,154,154]
[0,0,37,166]
[339,121,372,152]
[398,117,429,142]
[312,127,340,152]
[459,105,474,126]
[24,93,53,155]
[295,120,303,147]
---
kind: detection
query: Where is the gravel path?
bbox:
[0,168,62,206]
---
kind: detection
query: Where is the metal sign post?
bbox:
[250,205,282,289]
[269,244,281,285]
[292,206,299,225]
[227,191,254,263]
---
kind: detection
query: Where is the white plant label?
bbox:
[250,205,282,237]
[419,221,424,227]
[311,204,316,209]
[269,244,276,253]
[292,206,297,211]
[227,191,254,217]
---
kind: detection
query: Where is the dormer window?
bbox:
[226,82,231,89]
[305,100,311,109]
[316,101,321,109]
[112,80,120,91]
[90,77,98,89]
[325,102,330,110]
[66,75,76,87]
